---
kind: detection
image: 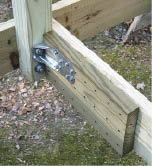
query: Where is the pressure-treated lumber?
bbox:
[0,18,151,164]
[53,0,151,40]
[0,19,17,76]
[44,19,139,155]
[0,1,152,163]
[0,0,150,76]
[45,20,152,164]
[12,0,52,80]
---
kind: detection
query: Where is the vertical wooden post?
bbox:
[12,0,52,80]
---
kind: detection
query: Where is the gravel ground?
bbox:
[0,0,151,165]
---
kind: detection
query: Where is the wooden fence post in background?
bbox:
[12,0,52,80]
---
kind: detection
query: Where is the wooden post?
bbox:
[12,0,52,80]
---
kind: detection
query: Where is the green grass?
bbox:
[97,44,151,100]
[0,124,146,165]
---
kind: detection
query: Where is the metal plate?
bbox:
[33,43,76,84]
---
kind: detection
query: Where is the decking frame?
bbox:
[0,0,152,164]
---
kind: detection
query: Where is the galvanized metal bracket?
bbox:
[32,43,76,84]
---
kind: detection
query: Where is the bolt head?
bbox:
[56,65,62,70]
[35,48,45,56]
[35,63,45,73]
[36,49,41,54]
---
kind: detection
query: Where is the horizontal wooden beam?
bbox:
[44,19,152,164]
[44,19,140,155]
[0,0,150,76]
[53,0,151,40]
[0,19,17,76]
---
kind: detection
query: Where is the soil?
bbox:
[0,70,146,165]
[0,0,151,165]
[0,0,12,23]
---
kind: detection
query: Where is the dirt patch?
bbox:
[0,0,12,22]
[0,70,146,165]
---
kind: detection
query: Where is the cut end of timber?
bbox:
[123,108,139,154]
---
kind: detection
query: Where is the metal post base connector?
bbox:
[32,43,76,84]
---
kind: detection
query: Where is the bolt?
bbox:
[39,68,43,72]
[36,49,41,54]
[34,63,45,73]
[35,48,45,56]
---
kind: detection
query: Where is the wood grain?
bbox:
[53,0,150,40]
[0,1,152,163]
[44,19,139,155]
[12,0,52,80]
[0,19,17,76]
[0,0,150,76]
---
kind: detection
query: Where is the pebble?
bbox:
[16,144,20,150]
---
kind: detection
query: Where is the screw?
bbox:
[59,59,64,65]
[65,75,75,84]
[70,69,75,75]
[56,65,62,70]
[53,49,59,55]
[70,76,75,84]
[65,62,70,67]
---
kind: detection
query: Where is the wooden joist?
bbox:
[53,0,151,40]
[44,19,139,155]
[0,20,17,76]
[44,19,152,164]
